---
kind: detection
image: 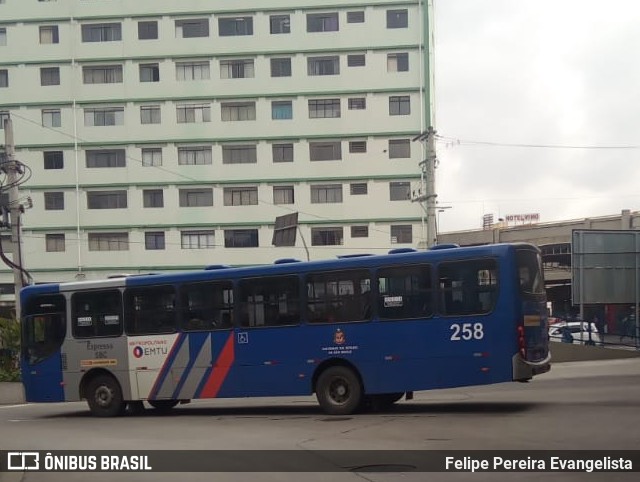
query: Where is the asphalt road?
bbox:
[1,359,639,482]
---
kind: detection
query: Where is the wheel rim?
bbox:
[328,377,350,405]
[94,385,114,408]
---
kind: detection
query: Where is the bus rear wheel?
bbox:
[86,375,125,417]
[316,366,362,415]
[148,400,179,412]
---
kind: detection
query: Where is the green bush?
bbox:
[0,317,20,382]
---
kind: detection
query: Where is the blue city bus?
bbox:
[20,243,550,417]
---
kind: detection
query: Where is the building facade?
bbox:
[0,0,433,284]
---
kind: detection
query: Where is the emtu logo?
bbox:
[7,452,40,471]
[133,346,144,358]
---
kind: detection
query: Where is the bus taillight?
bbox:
[517,325,526,358]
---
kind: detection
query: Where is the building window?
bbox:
[349,141,367,153]
[40,67,60,86]
[347,11,365,23]
[175,19,209,38]
[220,59,254,79]
[389,139,411,158]
[178,146,212,165]
[389,181,411,201]
[0,111,9,128]
[145,231,165,250]
[225,229,258,248]
[310,141,342,161]
[223,187,258,206]
[44,192,64,210]
[84,107,124,126]
[42,109,61,128]
[143,189,164,208]
[87,191,127,209]
[347,54,365,67]
[221,102,256,121]
[270,15,290,34]
[218,17,253,36]
[391,225,412,244]
[140,105,161,125]
[271,101,292,120]
[351,226,369,238]
[273,186,294,205]
[86,149,126,168]
[81,23,122,42]
[39,25,59,44]
[389,95,410,116]
[139,63,160,82]
[348,97,366,110]
[181,230,215,249]
[222,144,257,164]
[311,184,343,203]
[176,61,210,80]
[307,12,339,32]
[0,70,7,88]
[308,99,340,118]
[88,233,129,251]
[270,57,291,77]
[46,234,65,252]
[82,65,123,84]
[350,183,368,195]
[311,227,343,246]
[141,147,162,166]
[272,143,293,162]
[138,21,158,40]
[387,9,408,29]
[387,53,409,72]
[0,28,6,47]
[44,151,63,169]
[307,56,339,76]
[177,104,211,123]
[179,188,213,207]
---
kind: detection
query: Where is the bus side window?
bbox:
[377,265,432,320]
[438,259,498,316]
[306,270,371,324]
[125,285,177,335]
[180,281,234,331]
[238,276,300,328]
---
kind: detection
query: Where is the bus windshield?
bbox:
[22,295,66,365]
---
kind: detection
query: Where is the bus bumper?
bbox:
[512,353,551,382]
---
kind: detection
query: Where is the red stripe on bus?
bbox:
[200,333,235,398]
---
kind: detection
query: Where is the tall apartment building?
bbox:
[0,0,433,285]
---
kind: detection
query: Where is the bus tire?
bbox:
[148,400,179,412]
[316,366,362,415]
[86,375,126,417]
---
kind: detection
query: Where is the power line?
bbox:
[436,134,640,150]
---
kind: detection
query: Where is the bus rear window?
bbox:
[516,248,545,296]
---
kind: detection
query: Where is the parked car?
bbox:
[548,321,601,345]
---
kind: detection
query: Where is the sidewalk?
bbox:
[0,382,24,405]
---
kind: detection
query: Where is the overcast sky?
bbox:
[433,0,640,232]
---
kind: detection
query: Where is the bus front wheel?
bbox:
[86,375,125,417]
[316,366,362,415]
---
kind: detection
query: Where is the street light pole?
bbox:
[413,127,438,247]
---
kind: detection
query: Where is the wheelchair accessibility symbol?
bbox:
[237,332,249,344]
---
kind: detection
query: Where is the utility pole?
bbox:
[413,126,438,247]
[2,117,24,319]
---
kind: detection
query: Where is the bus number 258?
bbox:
[450,323,484,341]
